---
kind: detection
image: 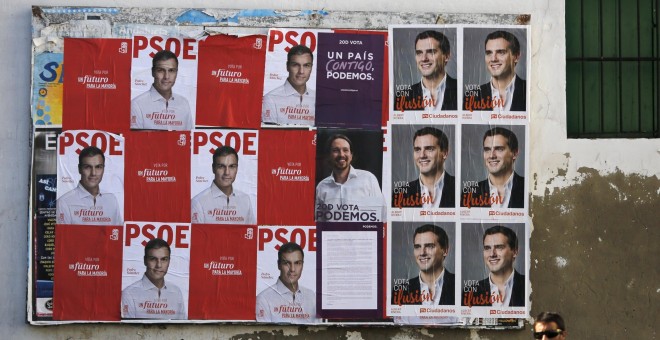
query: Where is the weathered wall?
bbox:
[1,0,657,339]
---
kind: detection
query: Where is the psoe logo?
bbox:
[110,228,119,241]
[254,38,263,49]
[178,134,187,146]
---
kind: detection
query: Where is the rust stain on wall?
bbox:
[530,170,659,339]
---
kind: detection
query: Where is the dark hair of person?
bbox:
[152,49,178,68]
[79,146,105,165]
[483,127,519,153]
[213,145,239,163]
[287,44,313,64]
[414,224,449,250]
[144,238,171,258]
[278,242,304,263]
[414,30,451,55]
[414,127,449,152]
[535,311,566,331]
[484,30,521,56]
[483,225,518,250]
[326,134,353,154]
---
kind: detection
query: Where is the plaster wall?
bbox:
[0,0,657,339]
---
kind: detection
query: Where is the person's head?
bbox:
[143,238,171,287]
[482,225,519,276]
[482,127,519,178]
[78,146,105,193]
[483,30,521,80]
[277,242,305,289]
[533,312,567,340]
[286,45,314,91]
[327,134,353,172]
[413,127,449,178]
[151,50,179,96]
[414,30,451,81]
[413,224,449,274]
[212,146,239,192]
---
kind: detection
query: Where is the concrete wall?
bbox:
[1,0,657,339]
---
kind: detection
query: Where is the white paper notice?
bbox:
[321,231,377,310]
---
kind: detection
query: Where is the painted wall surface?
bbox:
[1,1,657,339]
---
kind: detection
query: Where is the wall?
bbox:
[0,0,657,339]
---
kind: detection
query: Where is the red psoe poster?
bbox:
[63,38,131,132]
[258,129,316,225]
[188,224,257,320]
[53,225,123,321]
[196,34,266,128]
[124,131,191,223]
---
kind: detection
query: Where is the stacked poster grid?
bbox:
[28,7,530,326]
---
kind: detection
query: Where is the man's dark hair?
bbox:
[144,238,171,258]
[414,127,449,152]
[326,134,353,154]
[484,30,521,56]
[287,44,313,64]
[278,242,304,263]
[535,311,566,331]
[414,224,449,250]
[414,30,451,55]
[483,127,519,153]
[483,225,518,251]
[213,145,239,163]
[79,146,105,166]
[152,50,178,69]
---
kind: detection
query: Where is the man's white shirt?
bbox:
[420,73,447,111]
[488,271,515,307]
[487,172,514,208]
[121,274,186,319]
[131,85,193,130]
[489,75,517,112]
[419,171,446,209]
[191,182,256,224]
[56,183,122,225]
[315,166,386,222]
[262,80,315,126]
[418,269,445,305]
[255,278,320,324]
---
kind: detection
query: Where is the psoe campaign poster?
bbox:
[196,34,266,128]
[56,130,124,226]
[191,129,258,225]
[63,38,132,132]
[257,129,316,226]
[121,222,191,320]
[256,226,321,324]
[188,224,257,320]
[53,225,123,321]
[261,28,329,127]
[123,131,191,223]
[130,35,198,130]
